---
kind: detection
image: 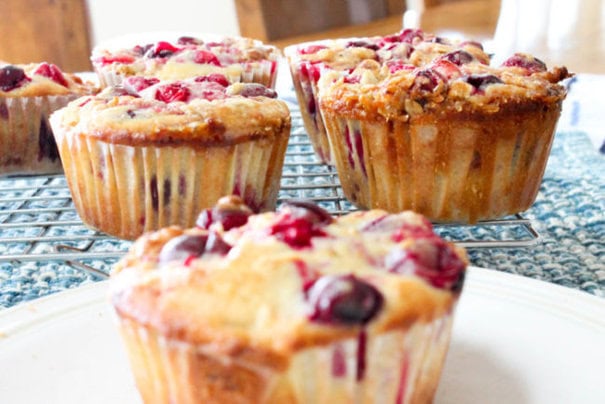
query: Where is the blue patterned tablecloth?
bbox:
[1,85,604,309]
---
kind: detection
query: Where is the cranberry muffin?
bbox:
[92,35,280,89]
[49,76,290,240]
[0,62,96,175]
[110,196,467,404]
[314,30,571,223]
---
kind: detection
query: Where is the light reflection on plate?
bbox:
[0,267,603,403]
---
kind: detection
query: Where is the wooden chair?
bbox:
[0,0,92,72]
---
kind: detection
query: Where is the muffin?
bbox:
[49,76,290,240]
[110,196,468,403]
[91,35,280,89]
[316,29,571,223]
[0,62,96,176]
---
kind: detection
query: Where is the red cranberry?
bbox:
[299,62,321,82]
[96,55,136,65]
[343,75,360,84]
[158,234,208,263]
[279,199,333,226]
[204,231,232,255]
[385,239,465,291]
[33,63,68,87]
[123,76,160,92]
[177,36,202,45]
[501,53,547,73]
[145,41,181,58]
[461,74,503,93]
[270,216,325,248]
[194,74,229,87]
[307,275,384,325]
[429,36,452,45]
[431,59,462,80]
[196,204,251,231]
[237,83,277,98]
[411,69,446,93]
[299,44,328,55]
[0,66,30,91]
[193,50,221,66]
[385,60,415,74]
[440,50,474,66]
[155,83,190,103]
[345,40,379,51]
[381,29,424,45]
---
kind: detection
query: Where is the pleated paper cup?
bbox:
[52,131,288,240]
[322,101,562,223]
[0,94,78,176]
[115,313,454,404]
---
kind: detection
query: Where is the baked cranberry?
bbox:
[345,40,379,51]
[460,40,484,50]
[123,76,160,92]
[299,44,328,55]
[429,36,451,45]
[196,199,252,230]
[299,62,321,82]
[237,83,277,98]
[193,50,221,66]
[155,83,190,102]
[279,199,333,226]
[33,62,68,87]
[440,50,474,66]
[385,59,415,74]
[145,41,181,58]
[158,234,208,263]
[385,238,465,291]
[177,36,202,45]
[461,73,503,93]
[204,231,232,255]
[270,216,325,248]
[0,66,30,91]
[307,275,384,325]
[343,75,360,84]
[382,29,424,45]
[194,73,229,87]
[431,59,462,80]
[411,69,446,93]
[96,55,136,65]
[104,86,136,98]
[501,53,547,73]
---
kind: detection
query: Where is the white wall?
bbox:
[86,0,241,47]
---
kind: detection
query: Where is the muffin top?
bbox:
[49,75,290,147]
[0,62,96,97]
[286,29,572,119]
[110,196,467,368]
[91,36,280,82]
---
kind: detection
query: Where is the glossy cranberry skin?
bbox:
[196,206,251,231]
[345,40,379,51]
[146,41,181,58]
[411,69,446,93]
[194,73,229,87]
[461,74,503,93]
[307,275,384,325]
[237,83,277,98]
[155,83,190,102]
[193,50,221,66]
[158,234,208,263]
[385,238,465,291]
[123,76,160,92]
[0,66,30,91]
[279,199,333,226]
[33,63,68,87]
[440,50,474,66]
[382,28,424,45]
[431,59,462,80]
[501,53,547,73]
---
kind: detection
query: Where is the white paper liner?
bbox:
[116,312,454,404]
[0,94,78,176]
[322,105,561,223]
[53,132,288,240]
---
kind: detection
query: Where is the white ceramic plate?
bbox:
[0,267,604,403]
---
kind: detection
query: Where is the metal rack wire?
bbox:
[0,110,539,275]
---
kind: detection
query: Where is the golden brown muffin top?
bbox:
[91,35,280,82]
[110,196,467,369]
[0,62,97,98]
[49,76,291,147]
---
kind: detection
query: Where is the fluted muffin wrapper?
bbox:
[0,94,78,176]
[95,59,279,89]
[286,59,333,164]
[321,103,562,223]
[52,132,288,240]
[115,313,454,404]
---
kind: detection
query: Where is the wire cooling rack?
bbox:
[0,109,539,276]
